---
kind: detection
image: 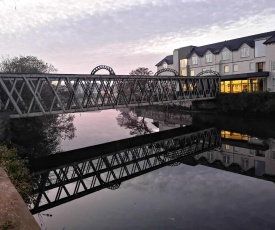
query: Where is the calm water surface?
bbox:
[14,108,275,230]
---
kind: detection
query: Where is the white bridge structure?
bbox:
[0,66,220,118]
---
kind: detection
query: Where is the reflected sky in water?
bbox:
[60,110,157,151]
[34,109,275,229]
[35,164,275,230]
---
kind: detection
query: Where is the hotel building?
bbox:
[156,31,275,93]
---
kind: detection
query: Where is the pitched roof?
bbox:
[155,55,173,66]
[191,31,275,57]
[264,34,275,45]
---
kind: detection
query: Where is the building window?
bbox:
[272,61,275,71]
[249,62,255,71]
[223,155,230,164]
[249,149,256,155]
[180,59,188,76]
[233,64,238,72]
[190,70,195,76]
[207,152,214,161]
[163,62,168,69]
[192,56,198,65]
[202,68,206,72]
[220,80,250,93]
[206,53,212,63]
[224,65,229,73]
[242,158,249,168]
[271,151,275,159]
[233,146,238,152]
[222,51,229,60]
[241,47,249,58]
[225,144,230,151]
[210,67,215,71]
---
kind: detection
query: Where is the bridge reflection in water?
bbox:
[29,126,220,214]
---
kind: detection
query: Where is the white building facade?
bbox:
[156,31,275,93]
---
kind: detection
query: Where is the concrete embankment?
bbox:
[0,167,40,230]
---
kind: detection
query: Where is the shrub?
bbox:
[0,145,32,203]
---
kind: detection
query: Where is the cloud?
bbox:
[0,0,275,74]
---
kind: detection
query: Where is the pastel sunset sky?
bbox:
[1,0,275,74]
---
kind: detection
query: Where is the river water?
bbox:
[11,107,275,230]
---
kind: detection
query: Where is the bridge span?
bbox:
[0,73,220,118]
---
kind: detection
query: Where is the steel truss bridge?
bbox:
[0,72,220,118]
[29,126,221,214]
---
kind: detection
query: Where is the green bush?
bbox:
[0,145,32,203]
[216,92,275,113]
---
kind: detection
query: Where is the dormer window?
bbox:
[206,53,212,63]
[221,51,229,60]
[241,47,249,57]
[163,62,168,69]
[192,56,198,65]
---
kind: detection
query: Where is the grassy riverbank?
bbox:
[192,92,275,114]
[0,145,32,203]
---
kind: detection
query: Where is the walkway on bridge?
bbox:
[0,71,220,118]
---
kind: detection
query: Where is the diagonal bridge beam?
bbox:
[0,73,220,118]
[29,126,221,214]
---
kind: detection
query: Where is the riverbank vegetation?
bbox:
[215,92,275,113]
[0,145,32,203]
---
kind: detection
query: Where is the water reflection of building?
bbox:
[134,107,192,131]
[184,130,275,182]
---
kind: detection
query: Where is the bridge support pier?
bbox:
[0,112,10,142]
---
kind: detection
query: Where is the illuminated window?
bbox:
[241,47,249,57]
[225,144,230,150]
[249,62,255,71]
[202,68,206,72]
[163,62,168,69]
[190,70,195,76]
[206,53,212,63]
[180,59,188,76]
[192,56,198,65]
[233,64,238,72]
[222,51,229,60]
[223,155,230,164]
[224,65,229,73]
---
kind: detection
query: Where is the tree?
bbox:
[0,55,57,73]
[0,55,76,157]
[129,67,154,76]
[116,108,152,136]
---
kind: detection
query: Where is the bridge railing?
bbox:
[29,126,221,214]
[0,73,220,118]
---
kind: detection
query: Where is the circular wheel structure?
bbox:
[196,70,220,77]
[91,65,116,75]
[108,182,121,190]
[154,68,179,76]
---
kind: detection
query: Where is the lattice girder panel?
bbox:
[29,128,221,214]
[0,74,220,118]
